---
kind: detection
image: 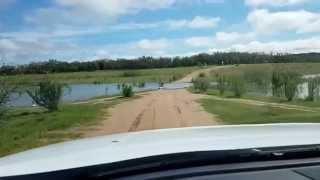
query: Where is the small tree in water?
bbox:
[216,73,228,96]
[229,76,246,98]
[0,80,15,119]
[27,80,63,112]
[193,77,210,93]
[283,71,301,101]
[306,77,320,101]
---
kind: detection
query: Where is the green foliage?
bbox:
[201,98,320,125]
[121,84,134,97]
[193,77,210,92]
[27,80,64,112]
[0,80,15,119]
[283,72,301,101]
[0,103,105,157]
[271,69,301,101]
[229,76,246,98]
[306,77,320,101]
[122,71,139,77]
[271,70,286,97]
[216,73,228,95]
[138,81,146,88]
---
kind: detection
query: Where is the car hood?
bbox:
[1,123,320,177]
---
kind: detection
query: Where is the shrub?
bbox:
[229,76,246,98]
[27,80,64,112]
[121,84,134,97]
[216,74,228,95]
[138,81,146,88]
[198,72,206,78]
[193,77,210,93]
[0,80,15,119]
[283,71,301,101]
[271,70,285,97]
[306,77,320,101]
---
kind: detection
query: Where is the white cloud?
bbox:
[25,0,178,27]
[248,9,320,34]
[245,0,309,7]
[113,16,221,30]
[215,32,255,44]
[185,31,255,48]
[55,0,176,18]
[209,37,320,53]
[136,39,170,52]
[168,16,220,29]
[0,37,77,64]
[185,36,214,47]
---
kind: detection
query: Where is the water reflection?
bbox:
[7,82,192,107]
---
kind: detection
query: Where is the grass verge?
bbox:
[0,103,108,157]
[201,97,320,125]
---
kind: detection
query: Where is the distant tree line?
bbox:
[1,52,320,75]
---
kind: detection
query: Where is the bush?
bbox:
[198,72,206,78]
[27,80,64,112]
[121,84,134,97]
[271,70,285,97]
[193,77,210,93]
[306,77,320,101]
[0,80,15,119]
[229,76,246,98]
[216,74,228,95]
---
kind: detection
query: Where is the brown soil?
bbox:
[85,89,220,137]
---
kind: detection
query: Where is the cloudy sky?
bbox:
[0,0,320,64]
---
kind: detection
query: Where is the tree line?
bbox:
[1,52,320,75]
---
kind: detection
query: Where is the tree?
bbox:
[0,80,15,119]
[306,77,320,101]
[27,80,63,111]
[271,70,285,97]
[229,76,246,98]
[216,73,228,95]
[283,72,301,101]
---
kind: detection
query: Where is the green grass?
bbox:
[0,103,109,157]
[210,63,320,78]
[2,67,198,85]
[201,98,320,125]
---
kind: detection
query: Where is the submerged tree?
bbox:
[271,70,285,97]
[193,77,210,93]
[306,77,320,101]
[216,73,228,96]
[27,80,64,112]
[282,71,301,101]
[0,80,13,118]
[229,76,246,98]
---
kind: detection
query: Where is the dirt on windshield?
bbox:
[85,89,220,137]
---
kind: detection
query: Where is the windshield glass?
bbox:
[1,0,320,175]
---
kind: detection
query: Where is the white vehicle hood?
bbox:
[1,123,320,177]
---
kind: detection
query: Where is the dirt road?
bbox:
[85,89,220,137]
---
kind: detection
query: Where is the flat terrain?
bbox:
[85,89,220,137]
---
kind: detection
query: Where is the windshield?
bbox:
[1,0,320,177]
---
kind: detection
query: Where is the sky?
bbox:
[0,0,320,64]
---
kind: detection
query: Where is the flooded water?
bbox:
[7,82,192,107]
